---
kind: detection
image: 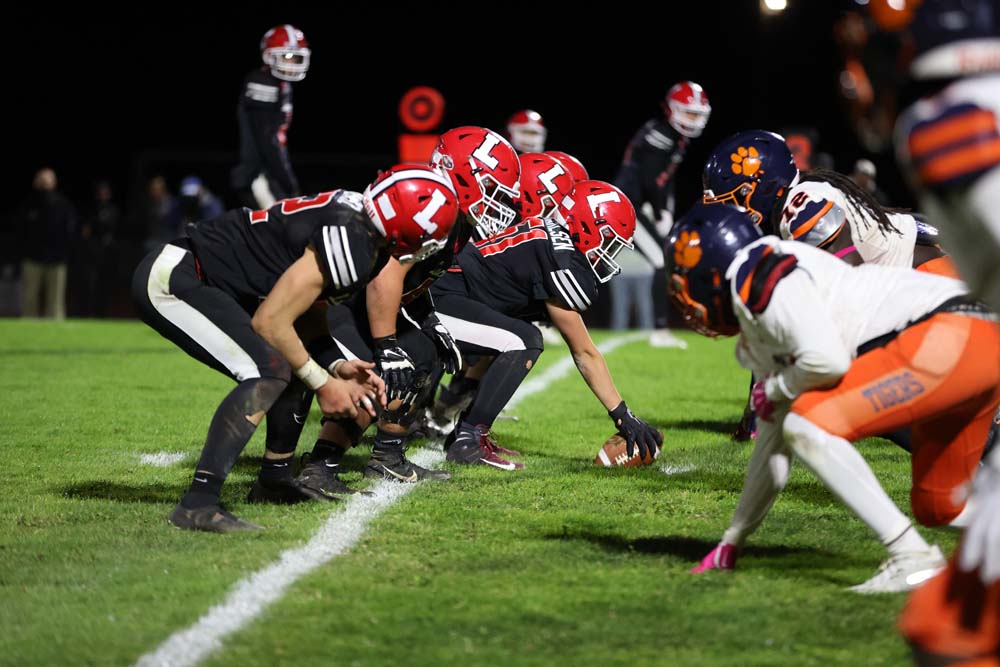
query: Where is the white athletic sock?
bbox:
[783,413,930,555]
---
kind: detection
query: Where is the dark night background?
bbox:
[6,1,906,317]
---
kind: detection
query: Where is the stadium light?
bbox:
[761,0,788,13]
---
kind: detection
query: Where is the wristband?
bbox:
[608,400,628,421]
[295,357,331,391]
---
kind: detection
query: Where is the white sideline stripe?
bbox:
[660,464,697,476]
[134,332,644,667]
[139,452,187,467]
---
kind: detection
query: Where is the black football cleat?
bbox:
[296,453,368,499]
[364,448,451,483]
[168,503,263,533]
[246,476,317,505]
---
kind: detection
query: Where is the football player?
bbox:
[419,151,581,439]
[668,203,999,592]
[230,25,310,210]
[431,180,663,470]
[285,127,524,492]
[506,109,547,153]
[131,164,460,532]
[614,81,711,348]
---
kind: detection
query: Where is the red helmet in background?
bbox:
[261,25,311,82]
[545,151,589,183]
[506,109,547,153]
[515,152,575,218]
[558,180,636,283]
[429,126,521,237]
[663,81,711,138]
[363,164,460,264]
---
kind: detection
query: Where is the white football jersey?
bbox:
[777,180,918,267]
[728,237,968,401]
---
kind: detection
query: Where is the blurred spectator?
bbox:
[178,176,225,225]
[608,248,654,331]
[77,180,121,317]
[849,158,890,205]
[142,175,183,252]
[17,167,76,319]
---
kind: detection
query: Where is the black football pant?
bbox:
[132,240,290,481]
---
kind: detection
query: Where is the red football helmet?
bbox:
[557,180,636,283]
[663,81,711,138]
[515,152,575,218]
[545,151,589,183]
[363,164,460,264]
[429,126,521,237]
[506,109,547,153]
[260,25,311,82]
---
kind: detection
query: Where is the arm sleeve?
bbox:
[755,273,853,402]
[722,407,794,547]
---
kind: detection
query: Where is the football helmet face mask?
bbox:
[430,126,521,238]
[664,81,712,138]
[261,25,311,82]
[702,130,800,228]
[506,109,547,153]
[545,150,589,183]
[558,180,636,283]
[515,152,575,219]
[363,164,460,264]
[666,203,762,337]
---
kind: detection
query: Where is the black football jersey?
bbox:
[452,216,597,321]
[400,220,474,306]
[188,190,386,305]
[613,117,688,220]
[230,68,299,198]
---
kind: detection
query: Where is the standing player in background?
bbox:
[506,110,547,154]
[230,25,310,210]
[614,81,711,348]
[131,166,460,532]
[668,203,999,593]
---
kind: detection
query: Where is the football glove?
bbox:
[373,335,416,403]
[690,542,738,574]
[608,401,662,460]
[422,313,464,375]
[750,379,775,422]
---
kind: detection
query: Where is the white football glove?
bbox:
[957,460,1000,585]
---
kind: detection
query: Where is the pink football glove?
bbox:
[690,542,739,574]
[750,380,775,422]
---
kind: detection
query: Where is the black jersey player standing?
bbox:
[613,81,711,348]
[230,25,309,210]
[131,165,459,532]
[431,180,663,469]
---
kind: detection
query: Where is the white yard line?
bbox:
[660,463,697,476]
[134,332,644,667]
[139,452,188,467]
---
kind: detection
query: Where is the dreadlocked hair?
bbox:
[799,169,903,236]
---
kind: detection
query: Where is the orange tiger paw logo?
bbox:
[730,146,762,177]
[673,230,702,268]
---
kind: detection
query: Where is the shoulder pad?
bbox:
[779,186,847,249]
[731,242,799,315]
[914,218,941,246]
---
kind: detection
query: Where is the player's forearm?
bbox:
[366,262,406,339]
[722,414,792,546]
[572,347,622,411]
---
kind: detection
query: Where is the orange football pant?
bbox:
[899,553,1000,665]
[791,313,1000,526]
[917,255,963,280]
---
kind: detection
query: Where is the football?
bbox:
[594,433,662,468]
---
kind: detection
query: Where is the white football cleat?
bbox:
[849,545,946,594]
[648,329,688,349]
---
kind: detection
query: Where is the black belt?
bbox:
[856,296,998,356]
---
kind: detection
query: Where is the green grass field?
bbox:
[0,319,955,667]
